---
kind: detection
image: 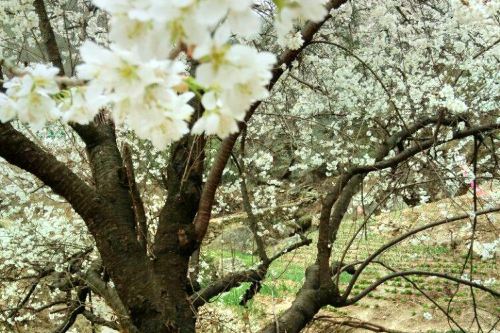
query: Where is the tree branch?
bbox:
[345,270,499,306]
[81,310,120,331]
[190,268,266,308]
[259,265,338,333]
[350,122,499,176]
[33,0,65,73]
[71,118,137,232]
[0,122,100,221]
[342,204,500,301]
[317,119,498,285]
[122,143,148,252]
[0,121,155,324]
[80,260,139,333]
[190,237,312,308]
[316,115,452,286]
[193,0,349,243]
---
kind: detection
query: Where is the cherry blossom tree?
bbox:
[0,0,498,332]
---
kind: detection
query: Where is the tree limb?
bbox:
[342,204,500,301]
[193,0,349,243]
[190,237,312,308]
[81,260,139,333]
[0,122,101,222]
[33,0,65,74]
[81,310,120,331]
[122,143,148,252]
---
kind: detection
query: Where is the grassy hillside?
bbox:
[198,193,499,332]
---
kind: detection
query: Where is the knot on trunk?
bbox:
[177,225,197,254]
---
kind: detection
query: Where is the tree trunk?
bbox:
[130,282,196,333]
[126,102,205,333]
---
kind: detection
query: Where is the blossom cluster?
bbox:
[0,64,60,130]
[0,0,331,149]
[274,0,328,46]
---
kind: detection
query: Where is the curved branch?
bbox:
[317,120,498,279]
[80,261,138,333]
[317,174,363,286]
[269,237,312,262]
[259,265,338,333]
[190,268,265,308]
[350,122,499,175]
[342,204,500,300]
[190,237,312,308]
[81,310,120,331]
[0,122,100,221]
[345,270,499,306]
[316,115,461,285]
[33,0,65,73]
[0,123,152,311]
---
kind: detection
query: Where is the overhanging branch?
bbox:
[0,122,101,222]
[190,237,312,308]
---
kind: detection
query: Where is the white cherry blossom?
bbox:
[274,0,328,45]
[59,87,102,125]
[0,64,60,129]
[127,87,195,149]
[197,0,260,37]
[193,43,276,137]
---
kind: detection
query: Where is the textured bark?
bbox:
[69,121,167,331]
[0,123,158,331]
[0,123,100,222]
[72,119,136,230]
[259,265,339,333]
[191,268,266,308]
[33,0,65,73]
[147,98,206,332]
[122,143,149,251]
[317,174,351,286]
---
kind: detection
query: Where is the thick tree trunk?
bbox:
[129,101,205,333]
[130,286,195,333]
[259,265,339,333]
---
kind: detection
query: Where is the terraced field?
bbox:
[199,199,499,333]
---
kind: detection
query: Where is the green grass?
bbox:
[215,283,252,306]
[268,262,305,282]
[260,281,297,296]
[203,214,499,331]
